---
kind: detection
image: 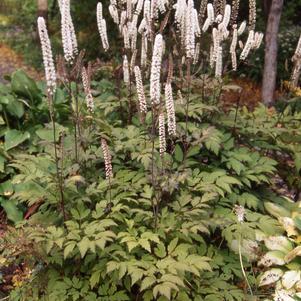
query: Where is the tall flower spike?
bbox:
[207,3,215,24]
[202,3,214,32]
[249,0,256,31]
[158,112,166,155]
[193,9,201,36]
[199,0,208,24]
[240,30,254,60]
[130,50,137,73]
[150,0,159,19]
[230,25,238,70]
[237,21,246,36]
[212,28,220,61]
[134,66,147,114]
[82,67,94,112]
[185,0,195,58]
[230,0,240,26]
[101,138,113,180]
[252,32,263,49]
[157,0,166,14]
[215,46,223,77]
[135,0,144,15]
[109,5,119,24]
[127,0,132,20]
[97,2,109,51]
[37,17,56,96]
[193,42,200,64]
[150,34,164,105]
[221,4,231,30]
[165,83,176,136]
[138,18,147,33]
[120,10,127,30]
[123,55,130,85]
[59,0,78,63]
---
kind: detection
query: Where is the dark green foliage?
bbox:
[0,70,300,300]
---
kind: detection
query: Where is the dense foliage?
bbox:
[0,68,300,300]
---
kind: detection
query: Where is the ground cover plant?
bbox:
[0,0,301,301]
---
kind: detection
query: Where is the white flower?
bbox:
[150,0,158,19]
[127,0,132,20]
[101,138,113,180]
[252,32,264,49]
[82,67,94,112]
[237,20,246,36]
[59,0,78,63]
[144,0,151,20]
[109,4,119,24]
[230,26,238,70]
[193,9,201,36]
[164,83,176,136]
[221,4,231,30]
[138,18,147,34]
[215,46,223,77]
[135,0,144,15]
[234,205,245,223]
[134,66,147,114]
[159,112,166,155]
[37,17,56,96]
[123,55,130,85]
[207,3,215,24]
[97,2,109,51]
[185,0,195,58]
[193,42,200,64]
[249,0,256,31]
[240,30,254,60]
[150,34,164,105]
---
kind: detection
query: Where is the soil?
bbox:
[0,43,40,83]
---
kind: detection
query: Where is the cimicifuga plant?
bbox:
[37,17,66,220]
[37,0,266,227]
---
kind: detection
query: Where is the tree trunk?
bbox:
[37,0,48,21]
[261,0,283,106]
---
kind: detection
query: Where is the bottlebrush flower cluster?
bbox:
[97,2,109,51]
[101,138,113,180]
[37,0,272,173]
[37,17,56,96]
[81,67,94,113]
[58,0,78,63]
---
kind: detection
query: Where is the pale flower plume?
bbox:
[97,2,109,51]
[81,67,94,113]
[134,66,147,115]
[158,112,166,155]
[58,0,78,63]
[123,55,130,85]
[150,34,164,105]
[101,139,113,180]
[165,83,176,136]
[37,17,56,96]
